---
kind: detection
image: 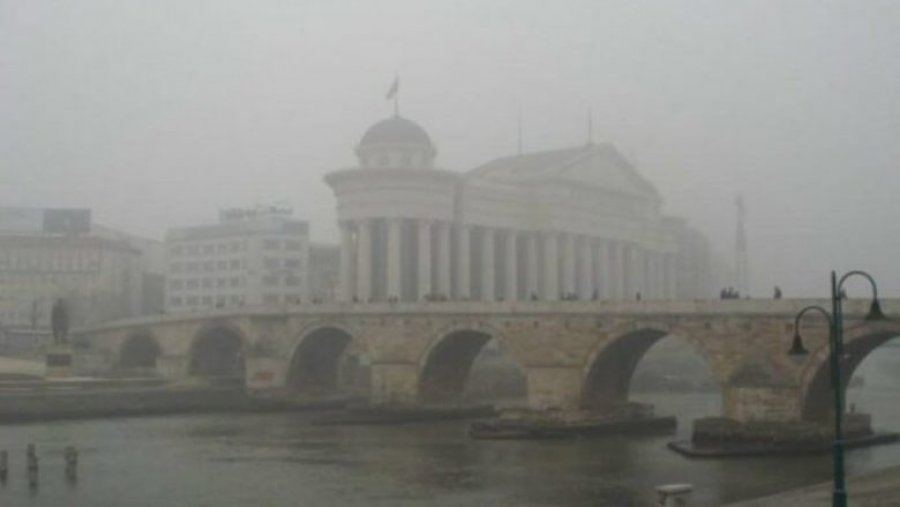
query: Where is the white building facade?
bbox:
[326,116,712,303]
[164,207,310,313]
[0,207,143,338]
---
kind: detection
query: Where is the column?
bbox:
[338,222,354,302]
[579,237,594,300]
[611,241,625,300]
[356,220,372,302]
[646,251,658,299]
[525,233,539,299]
[542,232,559,300]
[456,225,471,299]
[594,239,608,299]
[504,230,518,301]
[386,218,402,299]
[629,246,644,300]
[561,233,576,298]
[653,252,665,299]
[481,228,495,301]
[665,254,677,299]
[437,222,451,298]
[417,220,432,300]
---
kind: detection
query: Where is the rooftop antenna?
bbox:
[735,194,749,296]
[386,74,399,116]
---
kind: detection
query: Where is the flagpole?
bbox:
[587,108,593,145]
[394,74,400,116]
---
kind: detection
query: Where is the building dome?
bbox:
[356,115,437,169]
[359,116,433,148]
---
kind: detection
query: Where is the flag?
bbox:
[385,77,398,100]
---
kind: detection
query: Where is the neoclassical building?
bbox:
[325,115,712,303]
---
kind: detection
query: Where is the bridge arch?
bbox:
[800,321,900,423]
[417,322,523,404]
[188,321,247,378]
[118,330,162,373]
[286,323,365,394]
[580,324,722,415]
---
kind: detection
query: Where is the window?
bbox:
[285,240,302,251]
[186,262,199,273]
[229,295,241,304]
[216,244,227,253]
[284,258,301,269]
[169,279,183,290]
[229,242,240,252]
[203,261,214,272]
[229,260,241,269]
[230,277,240,287]
[202,278,213,288]
[201,296,213,306]
[186,296,199,306]
[263,275,278,286]
[170,246,183,256]
[187,245,199,255]
[217,278,227,288]
[263,294,279,305]
[285,276,301,287]
[217,260,228,270]
[169,297,182,307]
[215,296,226,306]
[186,279,199,289]
[264,258,280,269]
[202,245,213,254]
[170,262,184,273]
[264,239,281,250]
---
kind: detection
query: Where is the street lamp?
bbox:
[788,270,884,507]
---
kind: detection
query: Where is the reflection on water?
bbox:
[0,391,898,507]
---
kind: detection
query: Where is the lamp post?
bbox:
[788,270,884,507]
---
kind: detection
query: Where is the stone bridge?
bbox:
[74,299,900,425]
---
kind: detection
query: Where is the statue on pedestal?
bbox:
[51,299,69,345]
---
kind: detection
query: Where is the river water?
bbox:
[1,387,898,507]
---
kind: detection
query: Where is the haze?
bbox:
[3,0,899,297]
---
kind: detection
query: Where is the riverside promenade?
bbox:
[726,465,900,506]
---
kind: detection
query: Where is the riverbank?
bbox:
[725,465,900,506]
[0,381,344,423]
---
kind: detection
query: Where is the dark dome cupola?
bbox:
[355,116,437,169]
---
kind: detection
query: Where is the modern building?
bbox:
[164,206,310,313]
[308,243,339,303]
[326,115,713,303]
[0,207,144,348]
[92,223,166,315]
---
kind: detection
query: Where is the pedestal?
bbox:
[45,345,74,378]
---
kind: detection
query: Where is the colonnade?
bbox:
[338,219,677,303]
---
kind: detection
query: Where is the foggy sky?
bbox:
[3,0,900,297]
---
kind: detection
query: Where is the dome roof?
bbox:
[359,116,432,147]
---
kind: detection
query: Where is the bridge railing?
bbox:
[72,298,900,335]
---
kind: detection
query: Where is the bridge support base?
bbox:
[45,345,74,378]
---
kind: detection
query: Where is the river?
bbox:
[1,387,898,507]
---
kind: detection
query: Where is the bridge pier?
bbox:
[156,355,188,381]
[524,366,583,410]
[369,363,419,404]
[246,356,288,389]
[722,385,802,423]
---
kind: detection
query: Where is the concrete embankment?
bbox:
[0,381,338,423]
[725,465,900,506]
